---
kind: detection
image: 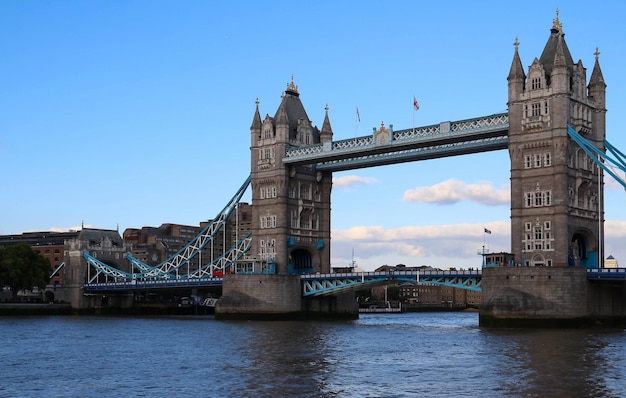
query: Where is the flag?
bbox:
[413,97,420,111]
[484,228,492,234]
[356,107,360,122]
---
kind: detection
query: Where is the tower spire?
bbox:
[250,97,262,131]
[320,104,333,143]
[552,8,562,33]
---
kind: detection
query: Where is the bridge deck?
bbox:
[81,268,626,294]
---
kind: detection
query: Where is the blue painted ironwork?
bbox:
[83,176,251,283]
[586,268,626,280]
[300,269,482,296]
[81,266,626,293]
[284,113,509,171]
[567,125,626,190]
[84,277,223,291]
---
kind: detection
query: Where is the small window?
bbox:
[532,103,541,116]
[525,155,532,169]
[531,77,542,90]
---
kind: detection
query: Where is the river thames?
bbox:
[1,312,625,397]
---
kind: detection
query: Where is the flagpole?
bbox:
[355,106,359,137]
[412,96,415,132]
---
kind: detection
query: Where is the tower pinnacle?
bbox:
[552,8,562,33]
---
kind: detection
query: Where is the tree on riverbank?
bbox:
[0,244,50,299]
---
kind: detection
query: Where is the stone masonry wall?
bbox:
[216,274,302,318]
[480,267,589,325]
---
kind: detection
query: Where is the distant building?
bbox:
[604,255,618,268]
[122,203,252,270]
[370,264,481,307]
[0,230,80,286]
[399,283,481,307]
[0,228,125,305]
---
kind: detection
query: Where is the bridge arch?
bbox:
[289,248,313,274]
[570,229,598,269]
[530,253,546,267]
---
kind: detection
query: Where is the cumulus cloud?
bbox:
[334,222,510,241]
[332,220,626,271]
[333,175,378,188]
[331,222,512,270]
[403,179,510,205]
[605,220,626,238]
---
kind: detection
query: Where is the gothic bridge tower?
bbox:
[507,12,606,268]
[249,78,333,274]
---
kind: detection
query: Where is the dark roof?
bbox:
[0,231,80,246]
[539,27,574,79]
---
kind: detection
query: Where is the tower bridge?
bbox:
[68,13,626,325]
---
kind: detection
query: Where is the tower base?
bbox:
[215,274,358,320]
[480,267,626,328]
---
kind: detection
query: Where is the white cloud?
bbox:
[332,222,511,270]
[333,175,378,188]
[331,220,626,271]
[26,224,99,233]
[403,179,510,205]
[605,220,626,238]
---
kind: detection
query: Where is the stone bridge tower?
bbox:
[249,78,333,274]
[507,12,606,268]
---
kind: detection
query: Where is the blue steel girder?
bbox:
[87,176,252,283]
[185,233,252,279]
[283,113,509,172]
[141,176,251,276]
[418,274,482,292]
[301,270,482,297]
[567,126,626,190]
[83,251,133,282]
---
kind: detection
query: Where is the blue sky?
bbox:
[2,1,625,271]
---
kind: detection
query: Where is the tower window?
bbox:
[544,152,551,166]
[531,103,541,117]
[525,155,532,169]
[531,77,542,90]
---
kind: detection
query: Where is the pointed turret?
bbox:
[320,104,333,143]
[508,37,526,99]
[275,99,289,127]
[550,31,570,94]
[589,47,606,108]
[250,98,262,132]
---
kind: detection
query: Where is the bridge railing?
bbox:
[586,268,626,280]
[284,112,509,161]
[300,269,483,281]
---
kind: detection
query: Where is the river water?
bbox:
[1,312,625,397]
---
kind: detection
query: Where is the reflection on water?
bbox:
[486,328,626,397]
[0,313,625,397]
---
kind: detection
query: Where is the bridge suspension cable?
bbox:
[567,126,626,190]
[83,176,251,281]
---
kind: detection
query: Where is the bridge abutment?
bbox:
[480,267,626,327]
[215,274,358,320]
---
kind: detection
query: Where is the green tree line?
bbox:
[0,244,50,300]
